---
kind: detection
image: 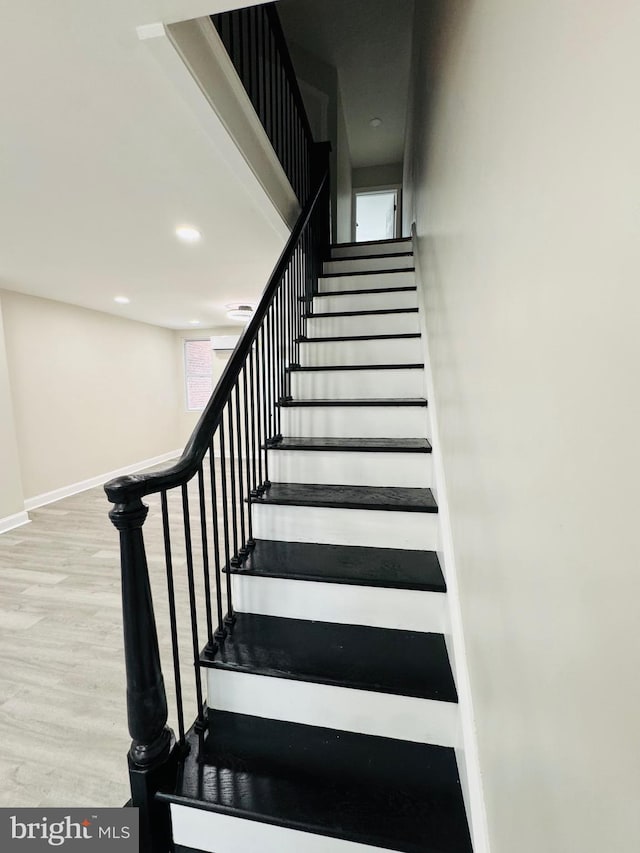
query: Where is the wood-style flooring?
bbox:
[0,460,231,807]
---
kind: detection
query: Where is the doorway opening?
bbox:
[353,187,400,242]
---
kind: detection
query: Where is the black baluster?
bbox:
[218,417,235,623]
[160,491,185,748]
[242,366,255,549]
[208,440,225,642]
[260,321,271,488]
[274,290,282,438]
[234,380,247,557]
[255,329,265,493]
[256,6,264,124]
[239,8,248,89]
[197,464,214,649]
[265,13,273,143]
[269,303,277,442]
[230,10,239,71]
[180,483,206,733]
[227,394,240,566]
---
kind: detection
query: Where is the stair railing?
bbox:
[105,144,330,851]
[211,2,315,205]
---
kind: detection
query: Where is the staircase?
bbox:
[157,237,474,853]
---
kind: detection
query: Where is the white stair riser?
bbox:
[318,270,415,293]
[252,504,439,550]
[323,256,414,275]
[170,805,396,853]
[231,574,446,632]
[290,368,424,400]
[299,337,423,366]
[267,449,432,487]
[313,289,417,314]
[208,670,459,747]
[305,311,420,338]
[281,405,430,439]
[331,240,411,259]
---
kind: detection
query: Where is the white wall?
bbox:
[405,2,640,852]
[336,86,353,243]
[1,290,180,501]
[0,298,26,523]
[353,162,403,190]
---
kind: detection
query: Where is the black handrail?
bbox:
[105,165,328,507]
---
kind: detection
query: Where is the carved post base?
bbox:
[129,731,180,853]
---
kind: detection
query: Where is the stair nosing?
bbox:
[332,237,412,248]
[324,251,414,263]
[225,562,444,591]
[158,711,471,853]
[200,615,458,703]
[225,539,445,593]
[160,792,445,853]
[320,268,415,278]
[311,286,417,297]
[278,397,427,407]
[251,484,438,514]
[297,332,421,343]
[266,437,432,453]
[303,308,418,320]
[287,363,424,372]
[305,307,418,319]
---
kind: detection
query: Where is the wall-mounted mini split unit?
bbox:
[211,335,241,352]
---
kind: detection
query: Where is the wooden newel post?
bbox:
[109,497,178,853]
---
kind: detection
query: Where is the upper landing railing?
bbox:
[211,3,315,204]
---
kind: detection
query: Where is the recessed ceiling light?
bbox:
[175,225,201,243]
[114,296,130,304]
[226,303,254,322]
[188,319,201,325]
[369,117,383,127]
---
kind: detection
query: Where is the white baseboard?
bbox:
[0,510,31,535]
[23,450,181,511]
[411,224,490,853]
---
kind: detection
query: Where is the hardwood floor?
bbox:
[0,460,231,807]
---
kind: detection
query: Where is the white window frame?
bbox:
[183,338,213,412]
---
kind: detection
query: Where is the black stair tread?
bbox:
[298,332,421,342]
[311,285,417,296]
[325,250,414,262]
[332,236,412,248]
[269,436,432,452]
[227,538,446,592]
[305,307,418,318]
[319,269,416,278]
[202,613,458,703]
[278,397,427,407]
[252,483,437,513]
[161,711,472,853]
[287,363,424,372]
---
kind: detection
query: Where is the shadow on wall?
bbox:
[404,0,473,231]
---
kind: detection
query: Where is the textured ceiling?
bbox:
[278,0,415,169]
